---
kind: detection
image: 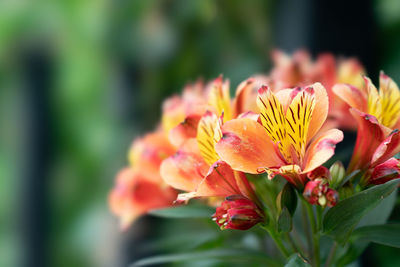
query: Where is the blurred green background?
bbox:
[1,0,400,266]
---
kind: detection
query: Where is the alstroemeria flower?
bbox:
[161,77,260,203]
[215,83,343,188]
[333,73,400,172]
[109,131,177,229]
[109,167,177,230]
[270,50,366,130]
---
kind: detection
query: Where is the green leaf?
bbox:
[351,224,400,248]
[276,182,297,216]
[285,254,311,267]
[322,179,400,244]
[149,205,214,219]
[277,207,292,233]
[130,249,281,267]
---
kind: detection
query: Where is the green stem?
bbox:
[303,200,321,267]
[301,202,313,261]
[261,225,290,258]
[325,242,337,267]
[285,232,308,261]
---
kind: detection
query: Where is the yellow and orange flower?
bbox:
[109,131,177,229]
[215,83,343,188]
[333,73,400,173]
[161,76,261,203]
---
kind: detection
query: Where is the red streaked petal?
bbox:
[372,129,400,167]
[347,108,392,172]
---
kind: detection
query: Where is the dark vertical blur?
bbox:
[21,47,52,267]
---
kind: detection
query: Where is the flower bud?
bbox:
[303,178,338,207]
[326,189,339,207]
[307,166,330,180]
[212,195,264,230]
[369,158,400,185]
[329,161,346,188]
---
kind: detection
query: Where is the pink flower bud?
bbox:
[212,195,264,230]
[326,188,339,207]
[303,179,338,207]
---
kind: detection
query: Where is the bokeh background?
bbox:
[1,0,400,266]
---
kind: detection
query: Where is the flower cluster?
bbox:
[109,50,400,265]
[109,50,400,230]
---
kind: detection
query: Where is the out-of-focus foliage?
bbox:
[0,1,273,267]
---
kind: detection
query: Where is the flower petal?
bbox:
[197,111,222,165]
[347,108,392,172]
[160,139,209,191]
[196,161,242,197]
[168,114,201,147]
[332,83,367,112]
[371,129,400,167]
[306,82,329,143]
[302,129,343,173]
[215,118,284,174]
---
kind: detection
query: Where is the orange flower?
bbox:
[161,77,260,203]
[109,131,177,229]
[109,168,177,230]
[215,83,343,188]
[333,73,400,172]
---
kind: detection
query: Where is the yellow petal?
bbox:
[257,86,289,158]
[285,87,316,164]
[365,76,382,121]
[197,111,222,165]
[208,76,232,121]
[378,72,400,128]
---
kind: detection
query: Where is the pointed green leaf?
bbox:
[351,224,400,248]
[130,249,281,267]
[322,179,400,244]
[285,254,311,267]
[277,182,297,216]
[277,207,292,233]
[149,205,214,219]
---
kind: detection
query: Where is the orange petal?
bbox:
[302,129,343,173]
[128,132,176,182]
[306,82,329,143]
[347,108,392,172]
[196,161,242,197]
[215,118,284,174]
[160,139,209,192]
[168,115,201,147]
[109,168,177,230]
[332,83,367,112]
[233,78,256,117]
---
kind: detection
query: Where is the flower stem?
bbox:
[325,242,337,267]
[303,199,321,267]
[260,225,290,258]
